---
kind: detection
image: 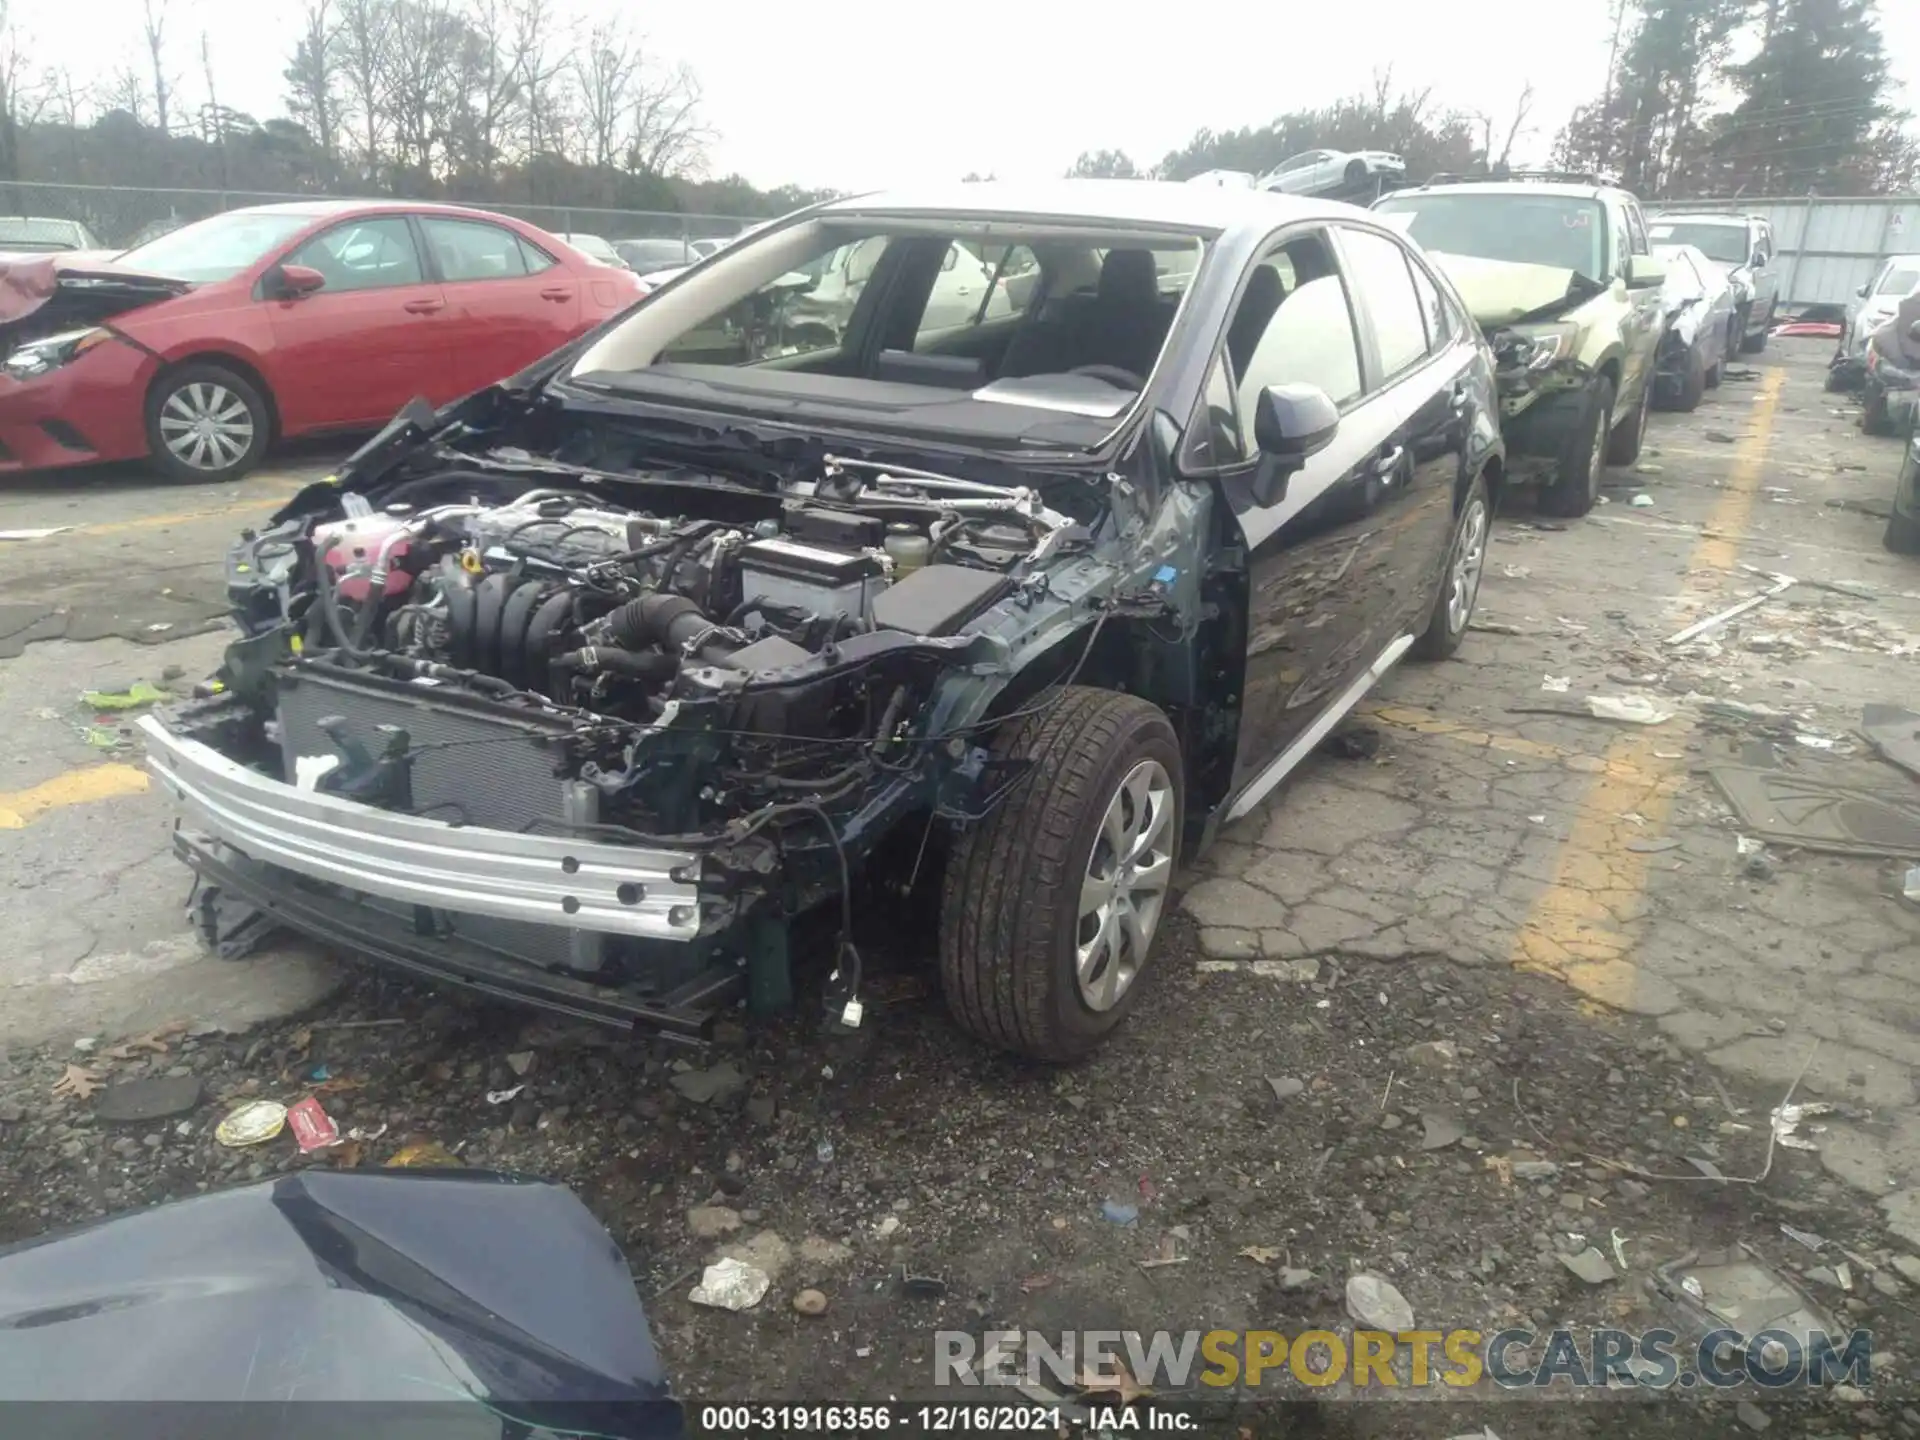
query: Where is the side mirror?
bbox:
[272,263,327,299]
[1625,254,1667,290]
[1857,283,1871,299]
[1751,249,1766,269]
[1909,320,1920,344]
[1250,383,1339,505]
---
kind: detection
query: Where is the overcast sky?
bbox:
[18,0,1920,192]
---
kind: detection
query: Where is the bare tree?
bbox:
[98,65,151,126]
[142,0,174,135]
[625,57,709,178]
[510,0,572,164]
[0,0,27,181]
[1492,82,1536,169]
[574,18,637,171]
[379,0,463,189]
[444,0,522,181]
[335,0,395,181]
[284,0,341,168]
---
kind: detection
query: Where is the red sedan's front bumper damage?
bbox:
[0,337,154,472]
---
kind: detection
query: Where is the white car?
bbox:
[791,237,1010,345]
[1832,253,1920,388]
[557,232,632,269]
[1258,149,1406,197]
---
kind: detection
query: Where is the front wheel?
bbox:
[1863,387,1897,436]
[1741,323,1770,355]
[939,687,1182,1062]
[146,363,270,483]
[1537,376,1614,519]
[1412,470,1490,660]
[1345,158,1368,186]
[1606,372,1652,464]
[1885,510,1920,556]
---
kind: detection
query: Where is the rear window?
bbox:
[1649,221,1750,265]
[1875,267,1920,297]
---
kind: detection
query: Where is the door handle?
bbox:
[540,287,574,302]
[1449,382,1471,412]
[403,298,444,314]
[1373,444,1405,476]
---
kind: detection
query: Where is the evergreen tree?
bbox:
[1713,0,1899,194]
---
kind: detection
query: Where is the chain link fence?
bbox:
[0,181,755,251]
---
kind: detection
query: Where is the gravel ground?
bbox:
[4,900,1917,1437]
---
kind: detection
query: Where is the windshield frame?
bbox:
[1373,191,1609,281]
[112,209,320,283]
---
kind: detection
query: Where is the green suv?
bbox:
[1373,175,1667,517]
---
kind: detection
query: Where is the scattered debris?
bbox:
[1665,573,1797,646]
[1704,429,1738,444]
[214,1100,288,1147]
[1862,704,1920,780]
[50,1065,103,1101]
[1735,1399,1772,1432]
[0,526,72,541]
[1318,725,1380,760]
[1541,675,1571,693]
[1586,694,1674,725]
[1779,1223,1827,1253]
[385,1139,462,1168]
[1137,1234,1186,1271]
[504,1051,535,1077]
[1625,836,1682,853]
[1770,1099,1836,1152]
[671,1063,746,1106]
[1560,1247,1616,1284]
[1653,1248,1839,1364]
[1468,620,1529,636]
[1278,1267,1315,1291]
[792,1288,828,1316]
[80,681,169,712]
[1401,1039,1457,1069]
[1268,1076,1305,1101]
[1345,1274,1415,1331]
[95,1075,204,1123]
[1633,464,1663,476]
[1100,1200,1139,1226]
[1420,1112,1464,1151]
[1239,1245,1283,1266]
[286,1095,340,1152]
[1631,494,1655,507]
[485,1085,524,1105]
[1710,766,1920,859]
[688,1205,744,1240]
[690,1257,770,1311]
[1611,1229,1629,1270]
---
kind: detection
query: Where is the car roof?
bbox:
[1379,180,1620,201]
[225,199,532,223]
[819,179,1353,236]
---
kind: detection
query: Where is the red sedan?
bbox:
[0,201,646,483]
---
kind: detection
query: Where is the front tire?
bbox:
[939,687,1182,1062]
[1345,159,1368,186]
[1674,345,1708,412]
[1741,322,1769,355]
[1885,511,1920,556]
[146,363,270,484]
[1606,372,1651,464]
[1537,376,1614,519]
[1863,387,1896,437]
[1412,470,1490,660]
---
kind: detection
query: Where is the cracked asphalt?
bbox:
[4,344,1920,1433]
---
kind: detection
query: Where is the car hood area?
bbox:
[1427,252,1595,328]
[0,1167,682,1429]
[0,254,192,350]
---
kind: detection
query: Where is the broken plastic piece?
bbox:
[690,1257,770,1311]
[81,681,168,711]
[215,1100,288,1147]
[286,1096,340,1152]
[1586,695,1673,724]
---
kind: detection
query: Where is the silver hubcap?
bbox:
[1446,497,1488,634]
[1076,759,1174,1012]
[159,382,254,471]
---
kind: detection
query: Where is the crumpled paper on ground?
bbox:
[690,1257,771,1311]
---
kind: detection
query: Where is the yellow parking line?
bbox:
[73,486,301,538]
[1508,368,1787,1009]
[0,763,150,829]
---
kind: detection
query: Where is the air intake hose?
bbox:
[602,594,738,660]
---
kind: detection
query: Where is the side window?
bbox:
[1607,205,1630,280]
[421,218,532,283]
[1339,228,1432,380]
[285,217,423,293]
[518,237,556,275]
[1406,254,1451,350]
[916,243,1038,349]
[1626,204,1651,256]
[1234,238,1363,453]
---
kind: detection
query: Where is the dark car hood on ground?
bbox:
[0,255,192,350]
[0,1168,683,1436]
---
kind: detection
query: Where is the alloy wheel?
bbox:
[1445,496,1489,635]
[1076,758,1175,1012]
[158,381,256,472]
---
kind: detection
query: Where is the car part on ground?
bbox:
[0,202,645,482]
[1831,253,1920,391]
[140,181,1501,1061]
[1374,177,1665,509]
[1861,316,1920,438]
[0,1167,685,1435]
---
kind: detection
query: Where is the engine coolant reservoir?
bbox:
[884,523,930,575]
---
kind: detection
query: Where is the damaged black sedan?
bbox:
[143,182,1502,1061]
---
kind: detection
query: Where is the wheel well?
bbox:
[1478,453,1506,512]
[148,354,281,441]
